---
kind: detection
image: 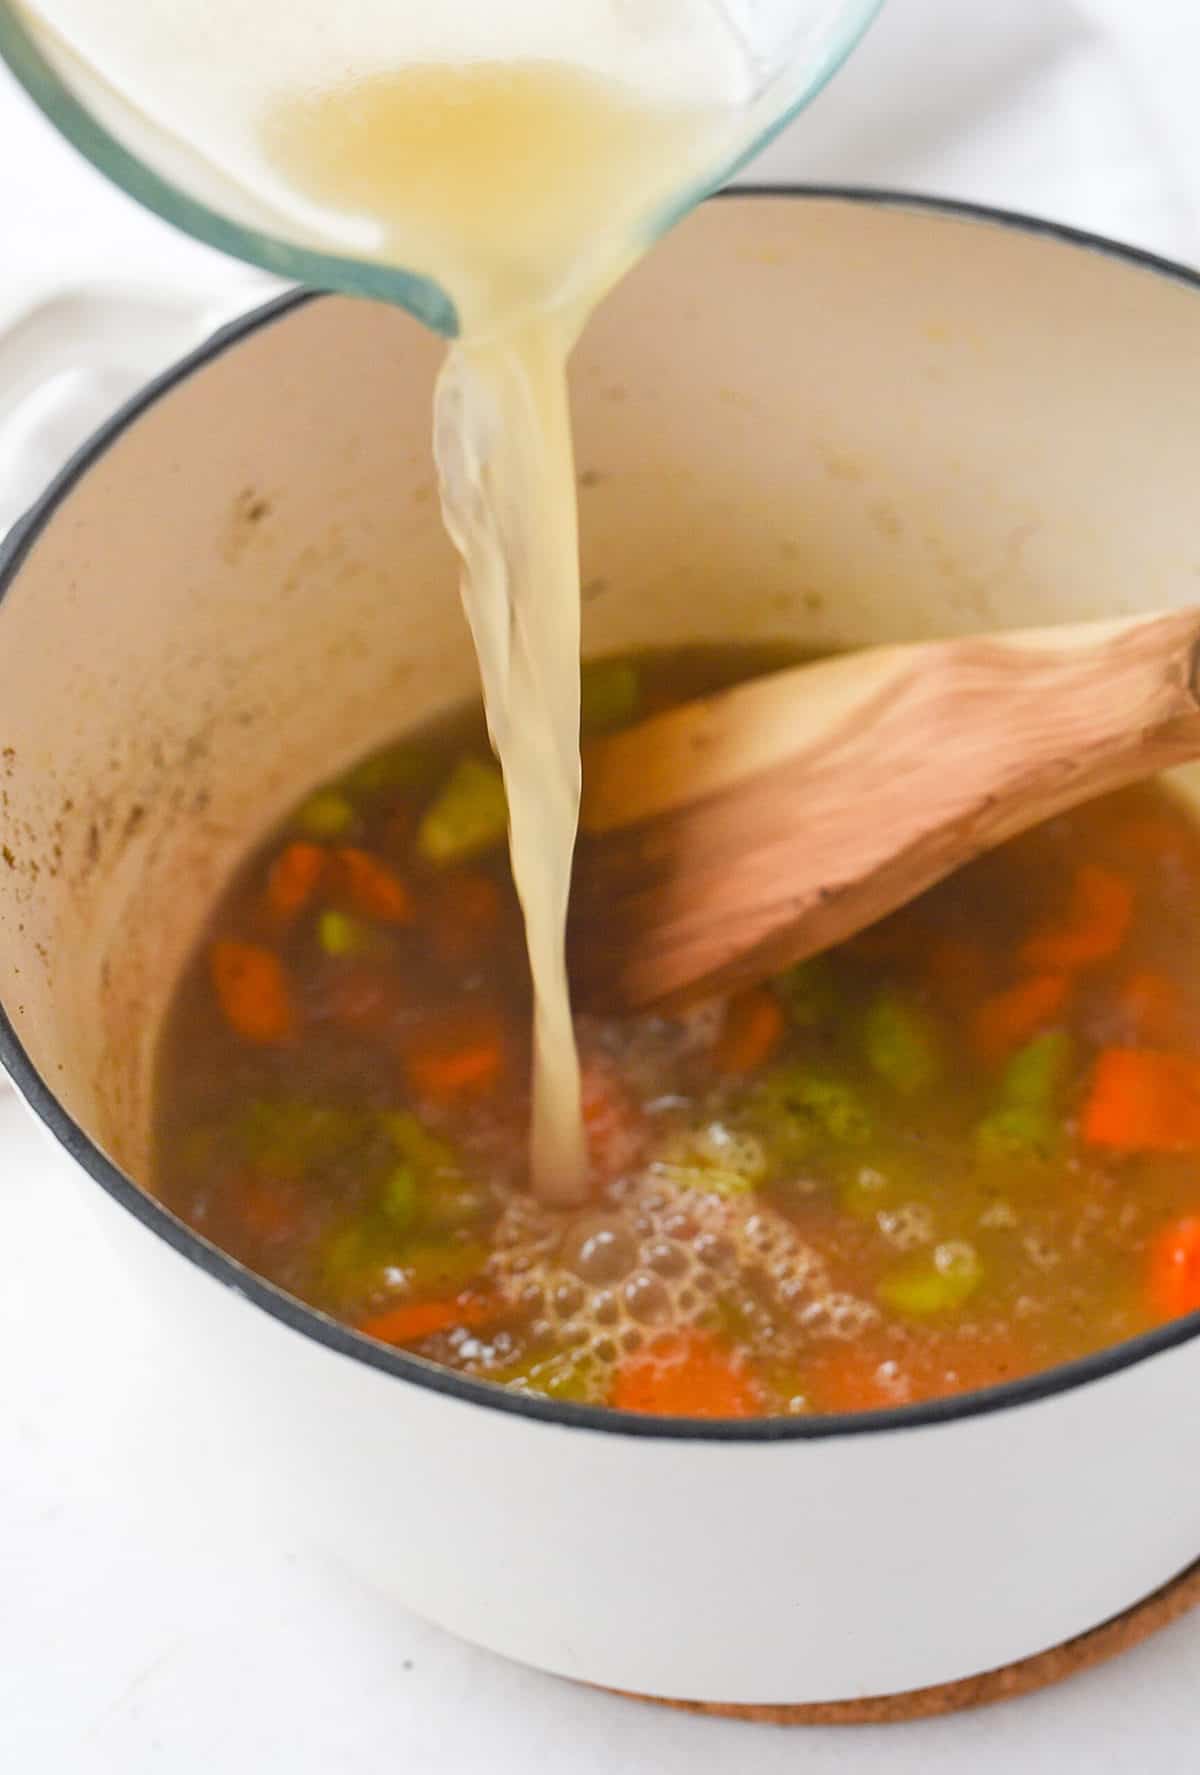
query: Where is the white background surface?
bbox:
[4,1,1200,1767]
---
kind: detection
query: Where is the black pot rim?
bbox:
[4,184,1200,1444]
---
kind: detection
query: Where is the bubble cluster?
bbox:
[876,1201,935,1251]
[478,1163,875,1403]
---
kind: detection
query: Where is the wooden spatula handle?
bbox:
[571,610,1200,1012]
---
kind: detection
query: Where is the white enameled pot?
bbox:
[4,193,1200,1708]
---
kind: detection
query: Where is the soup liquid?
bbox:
[264,65,737,1203]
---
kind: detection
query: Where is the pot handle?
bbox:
[0,276,273,540]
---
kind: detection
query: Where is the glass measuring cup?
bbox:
[0,0,884,336]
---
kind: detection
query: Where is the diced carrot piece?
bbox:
[265,842,325,921]
[1146,1217,1200,1322]
[1021,864,1134,972]
[712,987,785,1077]
[971,973,1070,1065]
[358,1293,494,1346]
[612,1331,761,1418]
[210,940,295,1045]
[1113,970,1184,1048]
[428,869,503,964]
[404,1009,508,1104]
[334,847,414,924]
[1081,1048,1200,1152]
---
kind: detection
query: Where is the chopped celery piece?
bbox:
[401,1241,489,1294]
[774,955,839,1028]
[380,1165,420,1233]
[379,1110,462,1181]
[878,1241,981,1317]
[580,658,639,735]
[976,1103,1059,1162]
[318,910,371,957]
[417,757,508,865]
[320,1217,401,1303]
[757,1064,872,1156]
[504,1348,599,1403]
[239,1099,364,1179]
[339,742,436,798]
[863,993,942,1096]
[975,1031,1073,1159]
[655,1121,769,1196]
[294,789,355,839]
[652,1160,757,1199]
[378,1111,487,1231]
[1000,1031,1074,1110]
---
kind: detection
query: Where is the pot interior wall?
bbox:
[3,195,1200,1184]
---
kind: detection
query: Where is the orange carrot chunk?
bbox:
[1021,864,1134,972]
[971,973,1070,1065]
[210,939,295,1045]
[335,847,414,924]
[358,1293,494,1346]
[612,1331,760,1418]
[405,1009,508,1104]
[712,987,786,1077]
[1081,1048,1200,1153]
[429,869,503,964]
[265,841,325,920]
[1146,1217,1200,1323]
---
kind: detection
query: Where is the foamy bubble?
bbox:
[479,1159,873,1404]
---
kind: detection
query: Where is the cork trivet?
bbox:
[610,1556,1200,1724]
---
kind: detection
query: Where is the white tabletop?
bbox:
[5,3,1200,1768]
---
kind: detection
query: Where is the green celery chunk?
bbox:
[379,1110,461,1178]
[773,955,840,1029]
[294,789,355,839]
[580,658,639,735]
[338,742,437,798]
[380,1165,420,1233]
[1000,1030,1074,1110]
[863,993,943,1096]
[878,1241,982,1317]
[653,1121,769,1197]
[317,909,372,956]
[975,1103,1059,1162]
[378,1111,487,1231]
[320,1217,402,1304]
[238,1099,365,1180]
[401,1241,489,1295]
[417,757,508,865]
[756,1064,872,1157]
[503,1348,600,1403]
[975,1030,1074,1159]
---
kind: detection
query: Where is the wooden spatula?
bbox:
[568,609,1200,1013]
